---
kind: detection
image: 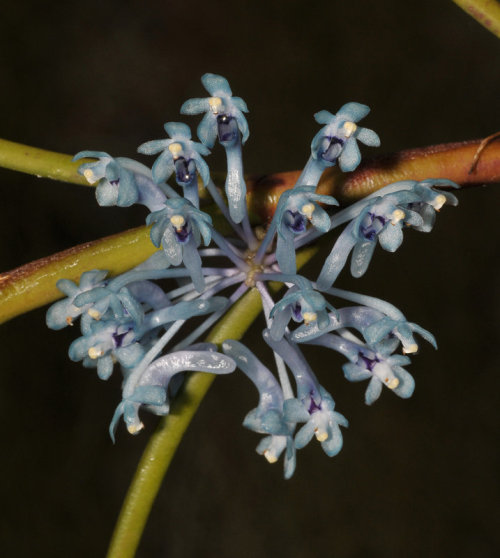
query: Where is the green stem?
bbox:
[0,139,89,185]
[452,0,500,38]
[104,246,317,558]
[0,226,155,324]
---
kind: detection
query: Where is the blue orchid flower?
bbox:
[74,151,158,208]
[137,122,211,207]
[269,279,336,341]
[222,339,296,478]
[316,196,415,290]
[290,304,436,355]
[180,73,249,147]
[342,343,415,405]
[263,331,348,457]
[308,332,415,405]
[46,269,109,330]
[110,345,236,438]
[376,179,459,232]
[312,104,380,171]
[271,186,338,274]
[146,198,213,292]
[297,103,380,186]
[68,319,144,380]
[181,73,249,224]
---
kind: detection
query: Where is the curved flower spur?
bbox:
[47,73,458,477]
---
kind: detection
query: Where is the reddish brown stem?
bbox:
[247,138,500,221]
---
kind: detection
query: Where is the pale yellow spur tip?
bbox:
[83,169,97,184]
[209,97,222,114]
[386,377,400,389]
[127,422,145,435]
[433,194,446,210]
[403,343,418,355]
[87,308,101,320]
[391,209,405,224]
[263,450,278,464]
[170,215,186,229]
[168,142,183,158]
[300,203,315,219]
[314,429,329,442]
[343,121,357,138]
[88,347,103,360]
[302,312,317,324]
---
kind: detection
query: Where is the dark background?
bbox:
[1,1,499,557]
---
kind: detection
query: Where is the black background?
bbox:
[1,1,499,557]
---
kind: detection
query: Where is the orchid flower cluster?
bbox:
[46,73,458,478]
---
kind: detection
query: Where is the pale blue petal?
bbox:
[337,102,370,122]
[137,139,170,155]
[356,127,380,147]
[295,421,315,449]
[164,122,191,139]
[378,223,404,252]
[97,355,114,380]
[180,97,210,115]
[234,111,249,144]
[73,150,111,161]
[410,323,437,349]
[321,425,343,457]
[314,110,335,125]
[393,367,415,399]
[151,150,175,184]
[339,137,361,172]
[342,363,372,382]
[365,377,383,405]
[197,111,218,148]
[351,240,376,278]
[201,73,232,96]
[283,398,310,423]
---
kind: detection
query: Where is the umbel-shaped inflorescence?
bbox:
[47,73,458,478]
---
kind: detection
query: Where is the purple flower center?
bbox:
[320,136,344,163]
[284,210,307,234]
[292,303,303,322]
[173,223,191,244]
[307,395,322,415]
[360,212,387,240]
[174,157,197,185]
[357,353,379,372]
[113,328,132,348]
[109,179,120,186]
[217,114,238,144]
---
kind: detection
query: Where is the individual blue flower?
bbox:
[316,196,412,289]
[273,186,338,274]
[74,151,148,207]
[137,122,211,207]
[222,339,296,478]
[284,386,348,456]
[264,331,348,457]
[146,198,213,292]
[269,279,336,341]
[46,269,109,330]
[180,73,249,147]
[296,103,380,186]
[181,73,249,224]
[110,345,236,438]
[388,179,459,233]
[290,304,436,355]
[68,319,144,380]
[342,341,415,405]
[71,283,145,331]
[311,104,380,171]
